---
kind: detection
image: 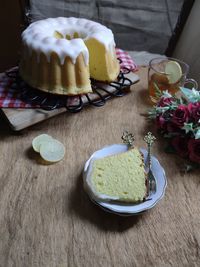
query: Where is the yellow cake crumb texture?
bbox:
[89,148,146,203]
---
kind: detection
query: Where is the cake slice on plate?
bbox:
[85,148,147,203]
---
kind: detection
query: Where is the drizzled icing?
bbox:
[22,17,116,65]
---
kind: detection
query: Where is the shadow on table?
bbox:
[0,110,28,138]
[0,111,13,135]
[67,172,149,232]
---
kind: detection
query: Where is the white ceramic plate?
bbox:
[83,144,167,216]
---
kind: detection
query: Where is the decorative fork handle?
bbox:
[121,131,135,148]
[144,132,156,171]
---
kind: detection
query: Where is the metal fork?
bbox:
[144,132,157,197]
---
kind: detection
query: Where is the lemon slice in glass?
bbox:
[39,139,65,163]
[165,61,182,84]
[32,134,53,152]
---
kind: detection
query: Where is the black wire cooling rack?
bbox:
[5,63,134,113]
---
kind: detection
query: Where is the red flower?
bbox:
[172,136,189,158]
[157,97,173,107]
[188,139,200,164]
[172,105,189,127]
[187,102,200,123]
[167,122,181,133]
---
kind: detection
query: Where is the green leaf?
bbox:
[182,123,194,134]
[182,163,200,173]
[184,164,194,172]
[162,90,172,98]
[180,87,200,103]
[153,82,162,98]
[156,106,170,113]
[148,108,157,119]
[195,129,200,139]
[169,101,179,110]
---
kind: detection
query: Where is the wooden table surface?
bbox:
[0,66,200,267]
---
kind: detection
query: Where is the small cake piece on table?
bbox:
[85,148,147,203]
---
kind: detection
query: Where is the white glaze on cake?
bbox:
[22,17,116,65]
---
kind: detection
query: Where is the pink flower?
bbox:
[188,139,200,164]
[172,136,189,158]
[156,110,175,131]
[187,102,200,123]
[172,105,189,127]
[156,115,167,130]
[157,97,173,107]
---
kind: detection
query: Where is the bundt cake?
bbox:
[85,148,147,203]
[19,17,120,95]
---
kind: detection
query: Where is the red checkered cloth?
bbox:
[116,48,138,71]
[0,49,137,108]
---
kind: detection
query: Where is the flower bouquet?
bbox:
[148,87,200,170]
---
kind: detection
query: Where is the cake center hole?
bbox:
[53,31,86,40]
